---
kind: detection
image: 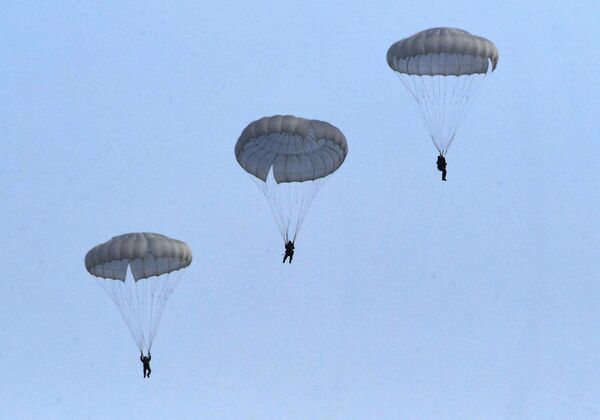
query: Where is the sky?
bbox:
[1,0,600,419]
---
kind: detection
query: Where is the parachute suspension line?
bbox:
[146,277,160,351]
[153,268,182,350]
[442,76,465,152]
[252,169,324,244]
[124,274,141,351]
[98,270,143,352]
[397,62,489,155]
[96,264,183,354]
[414,66,449,153]
[413,74,442,154]
[398,72,442,154]
[146,270,159,352]
[289,178,301,241]
[138,268,183,353]
[112,265,142,351]
[129,274,144,351]
[397,62,434,135]
[291,177,325,242]
[160,270,182,338]
[271,188,288,242]
[134,273,148,352]
[253,175,288,243]
[446,71,488,152]
[286,178,294,240]
[271,183,290,242]
[143,265,183,352]
[441,75,449,152]
[437,74,450,153]
[436,69,443,139]
[414,54,445,152]
[137,276,151,353]
[398,72,418,102]
[277,134,294,242]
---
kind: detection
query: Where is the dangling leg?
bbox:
[289,253,293,263]
[442,169,447,181]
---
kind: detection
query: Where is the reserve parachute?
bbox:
[235,115,348,244]
[85,232,192,355]
[387,27,499,155]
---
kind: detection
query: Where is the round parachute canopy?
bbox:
[235,115,348,243]
[85,232,192,281]
[235,115,348,183]
[85,232,192,354]
[387,27,498,155]
[387,27,499,76]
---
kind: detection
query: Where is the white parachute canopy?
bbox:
[387,27,499,154]
[85,232,192,355]
[235,115,348,243]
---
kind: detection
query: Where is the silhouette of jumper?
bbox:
[140,352,151,378]
[436,155,447,181]
[283,241,295,263]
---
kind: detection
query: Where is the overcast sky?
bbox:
[1,1,600,419]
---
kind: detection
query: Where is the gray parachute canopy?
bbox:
[387,27,499,76]
[85,232,192,281]
[235,115,348,183]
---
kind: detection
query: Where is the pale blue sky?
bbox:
[1,1,600,419]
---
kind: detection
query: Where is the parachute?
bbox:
[235,115,348,243]
[387,27,499,155]
[85,232,192,355]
